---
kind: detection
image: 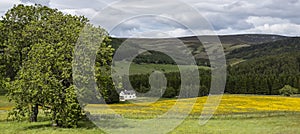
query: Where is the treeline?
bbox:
[128,70,211,98]
[124,52,300,98]
[133,51,176,64]
[226,52,300,94]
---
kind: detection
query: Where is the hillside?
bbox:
[227,37,300,60]
[110,34,289,65]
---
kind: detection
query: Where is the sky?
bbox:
[1,0,300,38]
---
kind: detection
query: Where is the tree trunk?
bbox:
[52,110,57,127]
[52,110,62,127]
[30,104,39,122]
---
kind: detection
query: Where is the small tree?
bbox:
[279,85,298,96]
[163,87,176,98]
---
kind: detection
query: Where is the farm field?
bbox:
[1,94,300,133]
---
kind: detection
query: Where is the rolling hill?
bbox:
[227,37,300,59]
[110,34,289,65]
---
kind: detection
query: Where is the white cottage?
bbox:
[119,90,136,101]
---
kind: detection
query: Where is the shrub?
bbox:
[279,85,298,96]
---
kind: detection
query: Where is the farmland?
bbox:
[1,94,300,133]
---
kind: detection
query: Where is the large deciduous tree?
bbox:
[3,4,115,127]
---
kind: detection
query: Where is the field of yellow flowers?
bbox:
[86,94,300,119]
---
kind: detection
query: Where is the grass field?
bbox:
[0,96,13,110]
[1,95,300,133]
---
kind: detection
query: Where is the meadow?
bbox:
[1,94,300,133]
[87,94,300,118]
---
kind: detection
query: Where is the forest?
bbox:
[121,37,300,98]
[128,51,300,97]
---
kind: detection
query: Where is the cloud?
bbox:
[0,0,300,37]
[244,16,300,36]
[211,16,300,36]
[248,23,300,36]
[60,8,98,19]
[0,0,21,17]
[49,0,108,10]
[20,0,50,6]
[109,16,193,38]
[246,16,290,27]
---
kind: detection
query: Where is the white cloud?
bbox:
[20,0,50,6]
[246,16,290,27]
[60,8,98,19]
[246,23,300,36]
[117,28,192,38]
[0,0,21,16]
[0,0,300,37]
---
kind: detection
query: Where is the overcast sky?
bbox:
[1,0,300,37]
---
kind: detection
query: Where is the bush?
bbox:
[163,87,177,98]
[279,85,298,96]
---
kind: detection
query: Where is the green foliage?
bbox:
[134,51,176,65]
[0,78,8,95]
[2,4,115,127]
[226,52,300,95]
[128,69,211,98]
[128,51,300,98]
[163,87,176,98]
[73,24,117,104]
[279,85,298,96]
[3,4,87,127]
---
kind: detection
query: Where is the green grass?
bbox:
[172,114,300,134]
[0,95,13,110]
[0,118,104,134]
[1,111,300,134]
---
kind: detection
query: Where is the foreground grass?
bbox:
[1,95,300,133]
[172,114,300,134]
[0,120,103,134]
[1,111,299,134]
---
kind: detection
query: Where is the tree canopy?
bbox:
[1,4,115,127]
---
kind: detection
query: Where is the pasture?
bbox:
[1,95,300,133]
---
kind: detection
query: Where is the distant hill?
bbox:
[180,34,288,45]
[110,34,289,65]
[227,37,300,60]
